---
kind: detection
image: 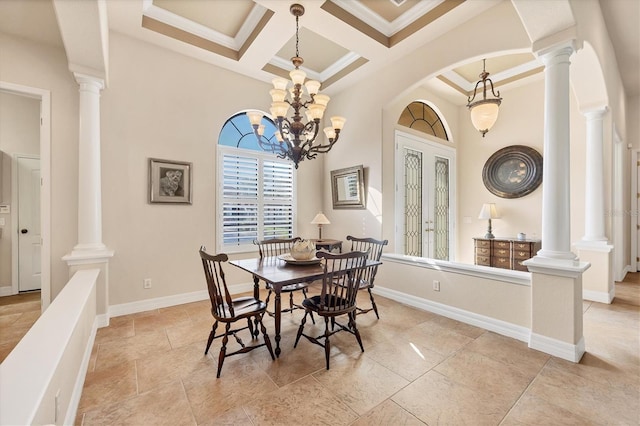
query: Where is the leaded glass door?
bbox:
[396,131,455,260]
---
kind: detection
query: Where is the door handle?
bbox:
[21,229,28,234]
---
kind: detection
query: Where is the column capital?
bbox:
[73,73,105,90]
[581,105,608,118]
[536,40,577,65]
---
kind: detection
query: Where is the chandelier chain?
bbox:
[295,15,300,60]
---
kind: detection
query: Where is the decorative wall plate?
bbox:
[482,145,543,198]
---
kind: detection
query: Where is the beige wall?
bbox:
[0,34,79,299]
[0,92,40,288]
[101,33,322,305]
[376,259,531,329]
[457,78,545,263]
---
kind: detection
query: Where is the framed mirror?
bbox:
[331,165,366,209]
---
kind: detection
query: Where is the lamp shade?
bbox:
[478,203,500,220]
[311,212,330,225]
[469,99,500,135]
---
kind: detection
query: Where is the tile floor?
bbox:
[72,274,640,425]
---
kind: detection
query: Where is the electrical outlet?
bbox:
[143,278,152,289]
[433,280,440,291]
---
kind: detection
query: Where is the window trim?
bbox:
[216,144,297,254]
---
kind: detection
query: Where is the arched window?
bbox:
[217,112,295,252]
[398,101,449,141]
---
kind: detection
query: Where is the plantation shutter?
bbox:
[221,152,295,248]
[263,160,294,239]
[222,154,259,245]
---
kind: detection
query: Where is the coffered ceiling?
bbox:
[0,0,637,103]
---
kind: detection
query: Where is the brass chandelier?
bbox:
[247,3,346,169]
[467,59,502,137]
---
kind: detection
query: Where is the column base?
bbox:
[534,249,578,262]
[64,247,114,264]
[523,255,590,275]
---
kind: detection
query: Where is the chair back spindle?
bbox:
[199,247,234,318]
[254,237,302,258]
[317,250,369,315]
[346,235,388,287]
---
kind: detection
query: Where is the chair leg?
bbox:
[289,292,294,313]
[258,314,275,360]
[247,318,255,338]
[350,312,364,352]
[204,321,218,355]
[253,316,260,339]
[265,288,273,308]
[294,311,308,348]
[217,323,231,378]
[324,317,331,370]
[301,288,315,324]
[368,288,380,319]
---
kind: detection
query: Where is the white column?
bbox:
[63,73,113,322]
[582,106,608,242]
[72,73,106,254]
[536,45,576,261]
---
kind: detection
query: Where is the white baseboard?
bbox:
[0,286,14,296]
[65,315,99,425]
[95,313,109,328]
[583,288,614,304]
[529,333,585,362]
[108,282,254,318]
[374,286,531,343]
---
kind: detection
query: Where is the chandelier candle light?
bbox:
[310,212,330,240]
[478,203,500,239]
[467,59,502,137]
[247,3,346,169]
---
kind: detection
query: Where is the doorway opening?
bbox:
[0,81,51,311]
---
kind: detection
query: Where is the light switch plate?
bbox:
[0,218,5,226]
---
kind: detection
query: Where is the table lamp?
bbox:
[478,203,500,239]
[310,212,330,240]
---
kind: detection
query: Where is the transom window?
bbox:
[218,112,295,252]
[398,101,449,141]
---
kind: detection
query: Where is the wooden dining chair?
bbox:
[199,246,275,378]
[253,237,314,323]
[294,250,369,370]
[344,235,388,319]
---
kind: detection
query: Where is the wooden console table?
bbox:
[474,237,541,271]
[312,239,342,253]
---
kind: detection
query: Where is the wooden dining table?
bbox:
[230,255,381,357]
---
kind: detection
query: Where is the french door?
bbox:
[395,131,455,260]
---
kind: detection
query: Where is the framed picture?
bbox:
[331,165,366,209]
[482,145,542,198]
[149,158,192,204]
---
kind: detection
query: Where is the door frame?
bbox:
[394,130,457,260]
[1,81,51,310]
[631,149,639,273]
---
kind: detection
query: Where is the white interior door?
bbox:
[17,156,41,292]
[396,132,455,260]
